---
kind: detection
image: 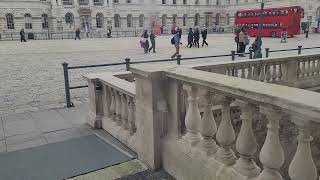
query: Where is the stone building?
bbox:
[1,0,320,36]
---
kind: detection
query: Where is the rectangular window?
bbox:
[183,0,187,4]
[173,0,176,4]
[113,0,119,3]
[94,0,103,6]
[162,0,166,4]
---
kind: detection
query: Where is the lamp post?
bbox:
[254,0,264,58]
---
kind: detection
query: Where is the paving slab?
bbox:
[57,104,88,126]
[0,140,6,153]
[6,133,47,152]
[31,110,73,133]
[44,126,93,144]
[3,117,40,137]
[0,119,4,140]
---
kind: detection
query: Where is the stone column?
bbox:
[86,79,103,129]
[281,59,299,87]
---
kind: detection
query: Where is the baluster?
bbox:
[227,68,231,76]
[247,66,252,79]
[257,106,284,180]
[121,94,129,129]
[128,97,136,135]
[289,117,318,180]
[259,65,265,82]
[300,61,306,77]
[183,85,201,146]
[253,65,259,81]
[271,64,277,82]
[200,91,218,155]
[241,67,246,78]
[103,86,111,117]
[316,60,320,74]
[234,102,260,177]
[234,68,239,77]
[277,64,282,80]
[311,60,316,75]
[115,91,122,126]
[265,64,271,82]
[109,88,116,121]
[215,96,236,165]
[306,60,311,76]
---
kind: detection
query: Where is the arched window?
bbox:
[96,13,104,28]
[205,14,211,27]
[24,13,32,29]
[162,14,167,27]
[41,14,49,29]
[114,14,120,27]
[194,13,200,26]
[6,13,14,29]
[65,13,74,24]
[139,14,144,27]
[127,14,133,27]
[215,13,220,25]
[172,14,177,24]
[183,14,187,26]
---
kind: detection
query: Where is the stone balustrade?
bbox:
[129,64,320,180]
[191,54,320,89]
[83,71,137,151]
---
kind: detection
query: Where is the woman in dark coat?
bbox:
[141,30,149,54]
[187,28,193,48]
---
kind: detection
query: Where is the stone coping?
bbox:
[165,67,320,122]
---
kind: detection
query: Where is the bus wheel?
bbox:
[271,31,276,38]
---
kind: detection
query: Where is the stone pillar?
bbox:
[131,68,167,169]
[87,79,103,129]
[282,59,299,87]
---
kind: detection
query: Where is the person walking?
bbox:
[149,31,157,53]
[187,28,193,48]
[178,28,183,45]
[193,27,200,48]
[171,28,181,58]
[75,28,81,40]
[107,28,112,38]
[201,28,208,47]
[251,36,262,59]
[141,30,149,54]
[238,28,246,57]
[234,29,240,53]
[20,29,26,42]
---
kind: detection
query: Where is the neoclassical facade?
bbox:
[0,0,320,34]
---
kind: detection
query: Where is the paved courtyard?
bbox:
[1,33,320,116]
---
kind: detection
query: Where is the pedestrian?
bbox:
[149,30,157,53]
[234,29,240,53]
[187,28,193,48]
[238,27,248,57]
[160,26,164,34]
[178,28,183,46]
[251,36,262,59]
[141,30,149,54]
[193,27,200,48]
[107,28,112,38]
[201,28,208,47]
[75,28,81,40]
[171,27,181,58]
[20,28,26,42]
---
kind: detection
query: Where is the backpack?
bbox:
[171,37,175,45]
[244,35,250,45]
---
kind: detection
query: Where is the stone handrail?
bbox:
[163,67,319,180]
[189,54,320,89]
[84,72,137,150]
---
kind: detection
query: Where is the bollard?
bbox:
[177,55,182,65]
[125,58,131,71]
[62,62,74,108]
[298,45,302,55]
[231,51,236,61]
[249,49,254,59]
[265,48,270,58]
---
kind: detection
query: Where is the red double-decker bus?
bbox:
[235,6,303,37]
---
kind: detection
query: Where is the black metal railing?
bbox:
[62,45,320,107]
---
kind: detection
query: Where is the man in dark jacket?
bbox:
[201,28,208,47]
[193,27,200,48]
[20,29,26,42]
[75,28,81,40]
[187,28,193,48]
[149,31,156,53]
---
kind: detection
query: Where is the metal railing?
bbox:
[62,45,320,107]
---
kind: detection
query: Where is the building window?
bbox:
[162,14,167,26]
[127,14,133,27]
[139,14,144,27]
[195,0,199,5]
[6,13,14,29]
[194,13,200,26]
[93,0,103,6]
[127,0,131,3]
[41,14,49,29]
[183,14,187,26]
[24,13,32,29]
[65,13,74,25]
[226,14,230,25]
[183,0,187,4]
[205,14,210,27]
[78,0,89,5]
[206,0,209,5]
[215,13,220,25]
[162,0,166,4]
[114,14,120,27]
[216,0,220,5]
[62,0,73,5]
[96,13,104,28]
[173,0,176,4]
[173,14,177,24]
[113,0,119,3]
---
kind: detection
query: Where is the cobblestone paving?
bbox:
[1,34,320,116]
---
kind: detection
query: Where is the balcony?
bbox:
[93,0,103,6]
[62,0,74,5]
[78,0,89,6]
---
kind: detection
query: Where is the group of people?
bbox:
[235,27,263,58]
[187,27,208,48]
[140,30,157,54]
